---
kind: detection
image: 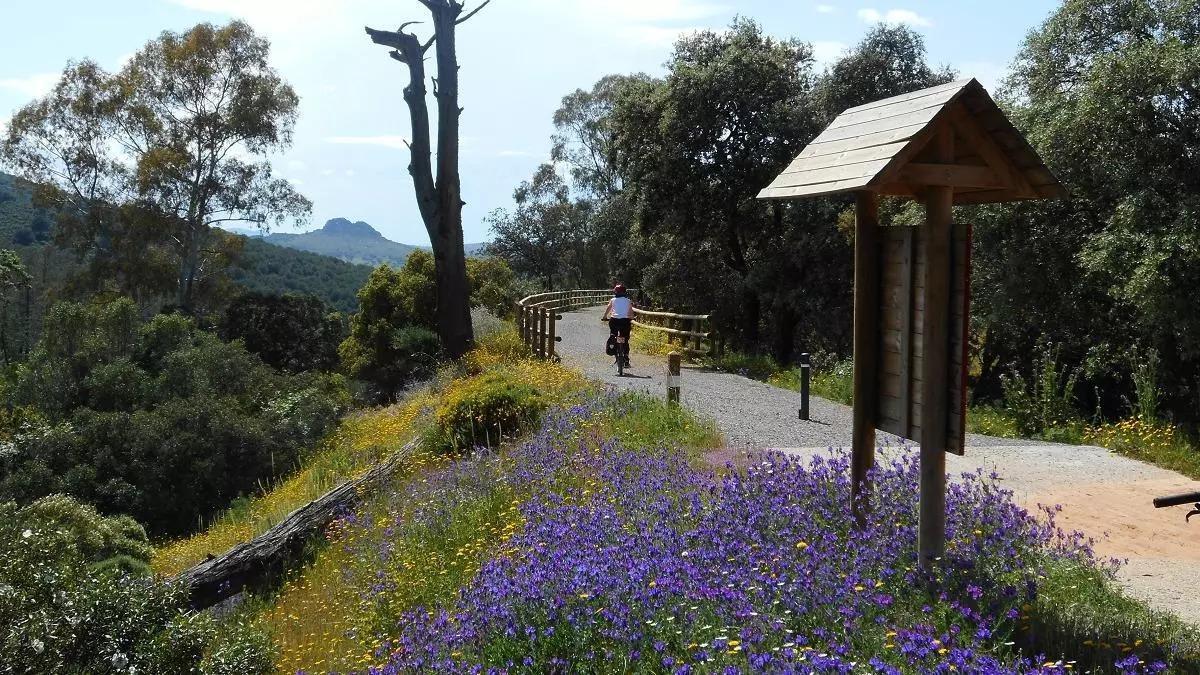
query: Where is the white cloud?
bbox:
[811,40,847,65]
[857,7,933,27]
[815,4,837,13]
[344,169,356,177]
[0,73,58,99]
[325,135,409,150]
[287,159,307,171]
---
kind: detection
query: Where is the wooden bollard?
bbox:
[667,352,681,405]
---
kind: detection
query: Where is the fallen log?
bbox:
[175,440,418,610]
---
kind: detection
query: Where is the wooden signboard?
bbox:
[876,224,971,454]
[757,78,1064,564]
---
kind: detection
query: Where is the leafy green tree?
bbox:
[485,165,596,288]
[609,18,818,346]
[815,24,955,120]
[0,297,348,535]
[971,0,1200,420]
[339,260,441,402]
[0,21,310,313]
[220,292,345,373]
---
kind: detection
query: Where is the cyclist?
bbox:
[602,283,634,369]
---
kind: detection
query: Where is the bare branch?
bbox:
[365,26,406,50]
[422,35,437,53]
[456,0,491,25]
[398,20,423,33]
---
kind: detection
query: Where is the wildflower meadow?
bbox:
[262,389,1186,674]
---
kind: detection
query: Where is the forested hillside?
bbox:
[0,172,370,313]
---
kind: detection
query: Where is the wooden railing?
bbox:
[632,307,721,357]
[516,289,720,360]
[516,289,618,360]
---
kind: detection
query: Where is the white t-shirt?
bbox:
[610,297,632,319]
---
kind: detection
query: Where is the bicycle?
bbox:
[1153,491,1200,521]
[602,317,631,377]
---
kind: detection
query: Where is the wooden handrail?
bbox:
[631,320,710,340]
[514,288,719,361]
[633,308,711,322]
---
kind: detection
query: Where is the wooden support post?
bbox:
[668,352,681,404]
[519,306,527,350]
[851,191,881,526]
[919,128,955,570]
[538,308,548,359]
[547,311,556,360]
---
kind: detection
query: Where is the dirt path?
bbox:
[555,306,1200,623]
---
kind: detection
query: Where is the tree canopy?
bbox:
[0,21,310,313]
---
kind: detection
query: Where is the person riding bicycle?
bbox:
[602,283,634,368]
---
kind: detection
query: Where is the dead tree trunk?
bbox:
[366,0,488,358]
[175,441,417,610]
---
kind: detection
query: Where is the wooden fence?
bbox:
[631,307,720,357]
[515,289,719,360]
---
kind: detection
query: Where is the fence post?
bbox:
[799,352,811,421]
[538,308,547,359]
[547,311,557,361]
[668,352,681,405]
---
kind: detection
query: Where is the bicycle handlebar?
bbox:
[1153,491,1200,508]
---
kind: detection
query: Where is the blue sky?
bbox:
[0,0,1059,245]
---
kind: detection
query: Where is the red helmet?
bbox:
[613,283,626,295]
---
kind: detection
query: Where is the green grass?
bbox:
[605,391,723,451]
[1028,556,1200,673]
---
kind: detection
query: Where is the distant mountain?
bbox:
[266,217,489,267]
[264,218,419,267]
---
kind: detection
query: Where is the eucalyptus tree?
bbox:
[365,0,490,357]
[0,21,310,313]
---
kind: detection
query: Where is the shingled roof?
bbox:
[758,78,1065,204]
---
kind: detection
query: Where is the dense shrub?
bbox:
[219,292,345,373]
[431,370,547,452]
[339,261,442,402]
[0,495,273,673]
[0,297,349,536]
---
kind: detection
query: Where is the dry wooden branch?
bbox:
[175,441,418,610]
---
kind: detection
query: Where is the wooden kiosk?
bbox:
[759,78,1064,566]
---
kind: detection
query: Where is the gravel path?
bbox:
[555,306,1200,623]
